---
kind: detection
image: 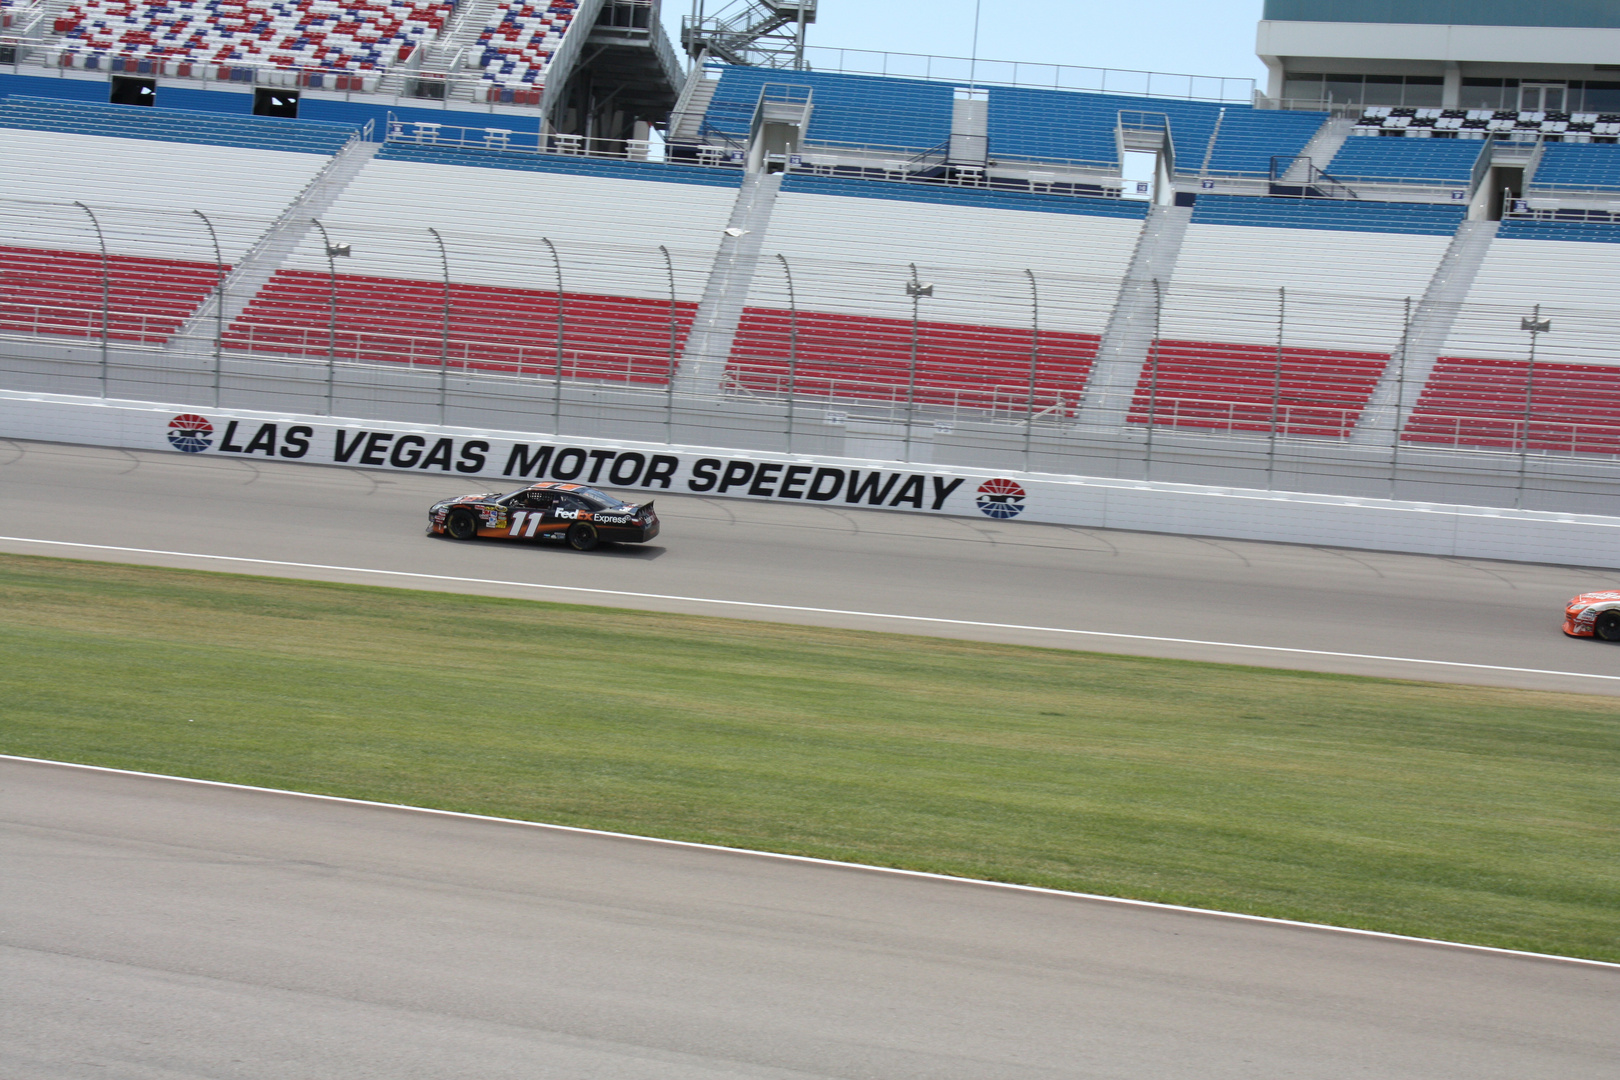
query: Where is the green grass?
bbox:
[2,551,1617,961]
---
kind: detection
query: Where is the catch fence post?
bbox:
[541,237,565,436]
[73,201,109,397]
[192,210,225,407]
[428,227,451,425]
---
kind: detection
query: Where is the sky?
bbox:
[667,1,1270,87]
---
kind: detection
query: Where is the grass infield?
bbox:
[2,551,1616,961]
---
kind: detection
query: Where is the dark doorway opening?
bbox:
[254,88,300,118]
[1485,166,1525,220]
[110,76,157,106]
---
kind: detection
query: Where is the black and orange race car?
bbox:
[428,482,659,551]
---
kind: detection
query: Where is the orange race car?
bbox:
[1563,590,1620,641]
[428,482,659,551]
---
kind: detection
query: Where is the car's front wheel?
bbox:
[1596,611,1620,642]
[567,523,599,551]
[446,508,479,541]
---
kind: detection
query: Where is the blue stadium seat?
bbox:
[1325,137,1483,183]
[986,87,1326,174]
[1497,218,1620,243]
[1529,143,1620,192]
[700,67,954,152]
[1191,194,1465,236]
[0,94,356,154]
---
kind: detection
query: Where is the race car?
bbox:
[1563,590,1620,641]
[428,482,659,551]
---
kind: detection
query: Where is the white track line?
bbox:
[2,535,1616,683]
[5,755,1616,970]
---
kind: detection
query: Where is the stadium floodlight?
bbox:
[326,242,352,258]
[905,281,934,298]
[1521,315,1551,333]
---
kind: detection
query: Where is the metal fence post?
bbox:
[428,227,451,425]
[1024,268,1039,473]
[73,201,109,397]
[1390,296,1411,499]
[1267,285,1284,490]
[660,244,677,445]
[777,253,798,455]
[192,210,224,408]
[310,219,346,416]
[541,237,565,436]
[1144,278,1163,480]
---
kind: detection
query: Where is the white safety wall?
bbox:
[1161,224,1453,352]
[4,389,1616,569]
[0,128,334,262]
[743,192,1145,333]
[1442,238,1620,365]
[277,158,745,303]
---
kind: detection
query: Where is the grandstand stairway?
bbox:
[180,138,383,343]
[1353,220,1500,446]
[1278,116,1354,185]
[675,171,784,396]
[668,73,720,146]
[1081,203,1191,428]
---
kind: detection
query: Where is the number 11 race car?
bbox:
[429,482,659,551]
[1564,590,1620,641]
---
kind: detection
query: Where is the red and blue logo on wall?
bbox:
[975,478,1026,519]
[167,414,214,453]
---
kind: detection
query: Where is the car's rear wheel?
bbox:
[1596,611,1620,642]
[567,522,599,551]
[446,508,478,541]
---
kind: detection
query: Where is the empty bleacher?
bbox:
[0,97,347,344]
[985,87,1326,173]
[474,0,577,96]
[1404,357,1620,454]
[727,173,1145,413]
[224,144,742,382]
[1417,217,1620,453]
[699,66,955,151]
[1325,135,1483,184]
[1530,143,1620,191]
[50,0,453,75]
[1138,196,1465,437]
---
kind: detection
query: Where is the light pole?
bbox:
[541,237,565,436]
[310,219,350,416]
[1023,268,1039,472]
[73,201,109,397]
[777,253,798,454]
[428,227,451,425]
[193,210,224,407]
[1516,306,1550,509]
[660,244,678,445]
[903,263,933,462]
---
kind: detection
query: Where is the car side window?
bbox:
[557,494,589,511]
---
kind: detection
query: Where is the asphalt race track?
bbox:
[0,438,1615,693]
[3,439,1619,1077]
[4,758,1617,1080]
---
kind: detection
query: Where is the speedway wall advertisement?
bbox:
[4,390,1618,567]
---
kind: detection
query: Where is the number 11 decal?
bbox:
[508,511,543,538]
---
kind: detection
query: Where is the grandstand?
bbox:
[2,0,1620,510]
